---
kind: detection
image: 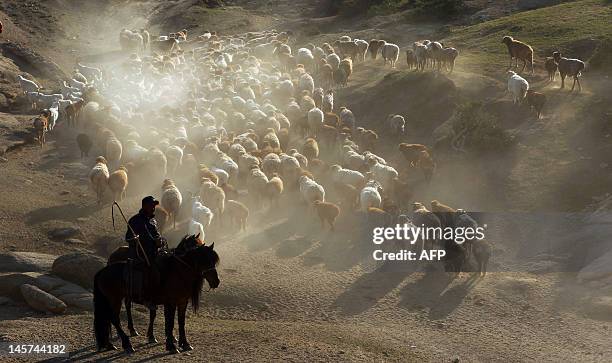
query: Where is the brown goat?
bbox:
[526,90,546,119]
[108,166,128,202]
[76,133,93,158]
[334,182,359,210]
[501,36,534,74]
[368,39,385,60]
[225,199,249,231]
[313,200,341,231]
[302,138,319,161]
[398,143,429,166]
[544,57,558,82]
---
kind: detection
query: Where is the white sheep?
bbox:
[322,91,334,113]
[339,107,356,130]
[76,63,102,82]
[27,92,63,110]
[307,107,324,137]
[354,39,369,62]
[187,219,205,241]
[247,167,269,206]
[330,164,365,188]
[386,114,405,136]
[165,145,184,176]
[296,48,314,69]
[326,53,341,70]
[262,152,281,178]
[507,71,529,104]
[199,178,225,223]
[124,140,148,164]
[299,175,325,205]
[343,148,367,171]
[413,42,428,71]
[368,159,398,192]
[211,167,229,186]
[161,179,182,229]
[44,103,59,131]
[17,75,40,94]
[105,137,123,169]
[298,73,315,95]
[89,156,109,205]
[191,196,214,229]
[60,81,80,98]
[359,180,382,212]
[381,42,400,68]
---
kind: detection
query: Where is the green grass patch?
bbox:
[445,0,612,73]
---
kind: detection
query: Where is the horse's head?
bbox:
[175,234,202,255]
[193,243,220,289]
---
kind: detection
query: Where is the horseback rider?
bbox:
[125,196,166,309]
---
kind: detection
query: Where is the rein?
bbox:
[173,254,216,275]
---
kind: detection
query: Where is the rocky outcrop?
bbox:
[20,283,67,314]
[0,41,67,81]
[0,272,93,310]
[0,252,57,272]
[51,252,105,289]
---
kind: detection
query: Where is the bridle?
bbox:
[173,255,217,277]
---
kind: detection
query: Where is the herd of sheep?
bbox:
[15,26,589,274]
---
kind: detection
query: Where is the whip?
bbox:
[111,201,150,266]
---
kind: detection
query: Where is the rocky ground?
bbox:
[0,0,611,362]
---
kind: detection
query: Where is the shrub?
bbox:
[452,102,514,153]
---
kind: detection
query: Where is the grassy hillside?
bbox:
[446,0,612,73]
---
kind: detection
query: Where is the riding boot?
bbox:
[143,265,158,310]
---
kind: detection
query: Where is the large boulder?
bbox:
[20,284,67,314]
[0,272,92,310]
[56,293,92,310]
[51,253,105,289]
[0,252,57,272]
[0,272,42,299]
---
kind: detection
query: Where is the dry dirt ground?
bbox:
[0,1,611,362]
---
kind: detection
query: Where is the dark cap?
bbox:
[142,196,159,206]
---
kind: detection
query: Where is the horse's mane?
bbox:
[174,234,200,255]
[191,245,220,313]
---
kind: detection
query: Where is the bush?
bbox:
[451,102,514,153]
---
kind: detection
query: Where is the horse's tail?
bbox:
[93,270,111,350]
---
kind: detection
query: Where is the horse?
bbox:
[106,234,203,340]
[94,234,219,354]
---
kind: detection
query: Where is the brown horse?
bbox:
[106,234,203,340]
[94,234,218,354]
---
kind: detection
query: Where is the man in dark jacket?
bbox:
[125,196,164,309]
